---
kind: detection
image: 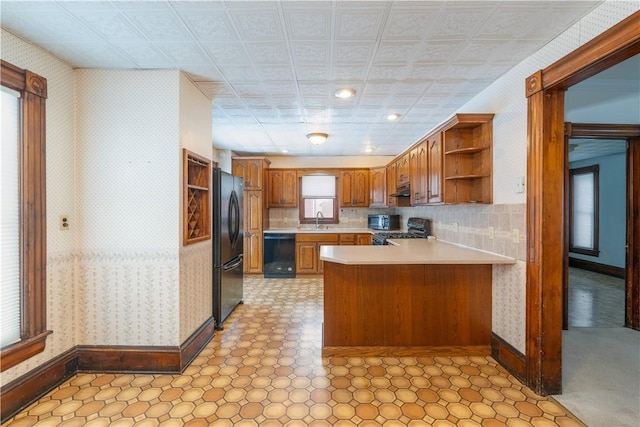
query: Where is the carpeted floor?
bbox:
[555,328,640,427]
[553,268,639,427]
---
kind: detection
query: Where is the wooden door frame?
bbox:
[524,11,640,395]
[562,123,640,331]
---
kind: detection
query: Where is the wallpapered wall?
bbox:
[1,30,78,385]
[178,72,214,344]
[0,34,216,385]
[75,69,182,346]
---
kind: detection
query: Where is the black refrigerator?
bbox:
[212,168,244,330]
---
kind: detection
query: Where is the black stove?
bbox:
[372,217,430,245]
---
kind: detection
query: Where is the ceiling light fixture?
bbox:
[385,113,400,121]
[364,146,374,153]
[281,149,289,153]
[307,132,328,145]
[334,88,356,99]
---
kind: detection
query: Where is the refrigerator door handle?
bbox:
[223,254,243,271]
[228,190,240,249]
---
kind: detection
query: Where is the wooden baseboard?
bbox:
[1,347,77,423]
[77,345,181,373]
[180,317,215,370]
[322,345,491,357]
[0,317,215,424]
[491,333,526,384]
[568,257,625,278]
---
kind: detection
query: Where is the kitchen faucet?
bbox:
[315,211,324,229]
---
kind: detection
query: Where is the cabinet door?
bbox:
[244,232,263,273]
[244,159,264,190]
[427,134,443,204]
[267,170,284,207]
[281,170,298,207]
[397,154,409,186]
[232,159,265,190]
[245,191,263,233]
[386,163,397,208]
[355,234,372,245]
[296,242,317,273]
[352,169,370,207]
[369,167,386,208]
[340,170,355,207]
[416,141,429,205]
[409,147,419,205]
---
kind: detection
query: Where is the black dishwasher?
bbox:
[264,233,296,278]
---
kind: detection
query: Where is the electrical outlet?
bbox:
[488,226,494,240]
[453,222,459,233]
[513,228,520,243]
[60,215,70,231]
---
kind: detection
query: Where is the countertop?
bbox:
[319,238,516,265]
[264,228,374,234]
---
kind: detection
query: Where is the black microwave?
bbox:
[368,214,400,231]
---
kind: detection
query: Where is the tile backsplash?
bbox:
[269,204,525,261]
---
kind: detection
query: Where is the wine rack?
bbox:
[184,149,211,245]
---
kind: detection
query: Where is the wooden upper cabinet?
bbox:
[386,163,397,208]
[340,169,370,207]
[397,154,410,186]
[369,167,387,208]
[232,157,270,190]
[268,169,298,208]
[410,140,429,206]
[427,134,443,204]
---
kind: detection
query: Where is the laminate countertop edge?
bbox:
[319,239,516,265]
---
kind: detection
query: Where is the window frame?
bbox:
[569,164,600,257]
[298,175,339,225]
[1,60,50,372]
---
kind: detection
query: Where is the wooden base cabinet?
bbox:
[296,233,372,274]
[295,234,340,275]
[244,232,263,273]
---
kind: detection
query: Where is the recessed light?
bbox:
[364,147,374,153]
[281,149,289,153]
[334,88,356,99]
[385,113,400,121]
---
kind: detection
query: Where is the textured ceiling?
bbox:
[0,0,604,156]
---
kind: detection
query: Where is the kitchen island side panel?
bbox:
[323,263,492,348]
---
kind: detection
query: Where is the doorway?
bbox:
[524,11,640,396]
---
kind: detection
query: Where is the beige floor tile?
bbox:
[3,277,584,426]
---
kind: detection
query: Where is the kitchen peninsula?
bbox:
[320,239,515,356]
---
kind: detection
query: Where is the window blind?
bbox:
[301,175,335,197]
[572,172,595,249]
[1,87,21,348]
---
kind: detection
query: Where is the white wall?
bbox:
[0,30,78,385]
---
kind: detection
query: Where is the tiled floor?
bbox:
[4,277,585,426]
[568,266,625,327]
